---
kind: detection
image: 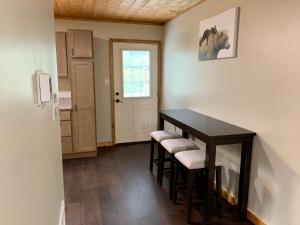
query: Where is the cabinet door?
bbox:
[55,32,68,77]
[60,111,71,121]
[68,30,93,58]
[71,60,97,153]
[60,121,72,137]
[61,137,73,154]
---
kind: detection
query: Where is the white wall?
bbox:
[0,1,64,225]
[163,0,300,224]
[55,19,163,143]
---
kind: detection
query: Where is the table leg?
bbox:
[159,114,164,130]
[182,131,188,138]
[238,136,254,218]
[205,140,216,205]
[157,113,164,183]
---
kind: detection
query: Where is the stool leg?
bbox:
[157,144,162,183]
[198,169,205,204]
[187,170,195,224]
[149,138,155,172]
[202,169,210,224]
[172,159,179,204]
[159,148,166,185]
[169,153,175,199]
[203,168,208,206]
[216,166,222,207]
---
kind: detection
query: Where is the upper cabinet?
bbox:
[55,32,68,77]
[68,30,93,59]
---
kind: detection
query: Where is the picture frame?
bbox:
[199,7,240,61]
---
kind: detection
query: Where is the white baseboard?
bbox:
[58,200,65,225]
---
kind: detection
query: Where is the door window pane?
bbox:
[122,50,151,98]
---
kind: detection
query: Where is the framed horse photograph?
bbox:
[199,7,240,61]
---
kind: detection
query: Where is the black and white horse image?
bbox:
[199,26,230,60]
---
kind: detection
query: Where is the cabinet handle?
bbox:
[72,105,77,112]
[71,48,75,56]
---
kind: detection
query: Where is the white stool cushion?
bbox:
[150,130,181,142]
[161,138,198,154]
[175,150,222,169]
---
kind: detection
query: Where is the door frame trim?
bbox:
[109,38,162,145]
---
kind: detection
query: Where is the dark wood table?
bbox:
[159,109,256,218]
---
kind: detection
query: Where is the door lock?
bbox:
[116,99,123,103]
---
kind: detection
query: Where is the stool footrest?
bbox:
[152,158,170,167]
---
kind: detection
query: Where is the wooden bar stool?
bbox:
[159,138,198,198]
[149,131,181,182]
[173,150,223,224]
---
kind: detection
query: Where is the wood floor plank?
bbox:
[65,202,84,225]
[83,189,102,225]
[82,159,97,190]
[63,143,253,225]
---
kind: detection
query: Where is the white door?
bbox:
[113,42,158,144]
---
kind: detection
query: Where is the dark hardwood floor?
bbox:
[63,143,253,225]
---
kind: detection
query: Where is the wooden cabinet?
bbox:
[71,60,97,153]
[55,32,68,77]
[60,111,71,121]
[68,30,93,59]
[60,121,72,137]
[56,29,97,159]
[59,110,73,154]
[61,137,73,154]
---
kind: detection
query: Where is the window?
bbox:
[122,50,151,98]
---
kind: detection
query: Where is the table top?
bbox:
[160,109,256,138]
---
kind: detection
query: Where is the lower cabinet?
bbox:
[60,110,73,155]
[60,121,72,137]
[61,137,73,154]
[59,108,97,159]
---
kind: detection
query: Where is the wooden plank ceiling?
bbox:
[54,0,205,25]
